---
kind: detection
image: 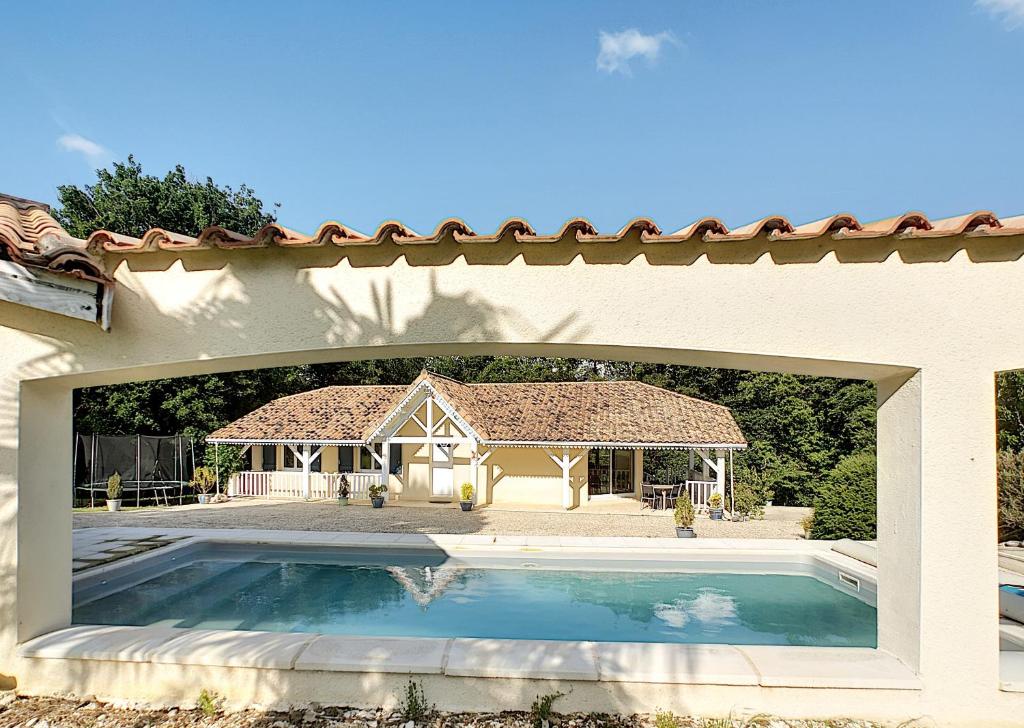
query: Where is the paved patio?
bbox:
[73,498,810,539]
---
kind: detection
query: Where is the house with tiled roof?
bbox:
[208,370,746,509]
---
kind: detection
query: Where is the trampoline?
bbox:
[73,434,196,507]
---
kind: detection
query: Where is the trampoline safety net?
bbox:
[74,434,196,507]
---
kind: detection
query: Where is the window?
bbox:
[262,444,277,471]
[360,443,383,471]
[339,446,354,472]
[389,443,403,475]
[283,445,298,470]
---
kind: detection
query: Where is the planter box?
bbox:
[106,499,121,512]
[197,494,211,505]
[460,501,473,512]
[675,526,695,538]
[338,497,349,506]
[710,508,723,521]
[371,497,385,509]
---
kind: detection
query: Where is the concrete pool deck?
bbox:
[73,499,811,539]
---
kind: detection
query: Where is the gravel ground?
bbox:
[73,501,810,539]
[0,695,886,728]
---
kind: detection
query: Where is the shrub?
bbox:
[809,451,876,540]
[530,691,564,728]
[460,482,474,501]
[399,677,430,722]
[708,492,723,510]
[800,512,814,537]
[743,467,775,506]
[106,472,122,500]
[202,444,244,489]
[196,688,221,716]
[338,473,350,498]
[190,466,217,494]
[674,497,695,528]
[654,710,680,728]
[999,449,1024,541]
[368,481,388,499]
[732,482,759,519]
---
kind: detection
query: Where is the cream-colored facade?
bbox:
[1,229,1023,724]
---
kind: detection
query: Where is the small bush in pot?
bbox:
[459,482,474,511]
[106,472,123,512]
[337,474,350,506]
[190,466,217,504]
[674,497,695,538]
[708,492,724,520]
[369,481,388,508]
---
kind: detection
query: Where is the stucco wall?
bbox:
[1,234,1023,721]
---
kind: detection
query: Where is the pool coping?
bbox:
[39,529,915,692]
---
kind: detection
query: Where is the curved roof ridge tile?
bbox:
[901,210,999,238]
[516,217,597,244]
[647,217,729,243]
[777,213,862,240]
[578,217,661,243]
[310,221,371,246]
[394,217,475,244]
[453,217,534,243]
[837,211,932,239]
[254,222,316,247]
[707,215,794,242]
[371,220,417,244]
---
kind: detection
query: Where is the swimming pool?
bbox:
[73,542,877,647]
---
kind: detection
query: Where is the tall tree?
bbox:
[61,157,282,442]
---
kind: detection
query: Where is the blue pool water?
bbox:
[73,545,877,647]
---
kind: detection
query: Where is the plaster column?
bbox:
[714,449,726,499]
[877,368,999,720]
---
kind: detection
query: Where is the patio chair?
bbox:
[641,484,657,509]
[665,483,684,510]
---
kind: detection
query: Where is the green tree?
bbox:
[809,451,877,540]
[55,155,277,239]
[998,371,1024,452]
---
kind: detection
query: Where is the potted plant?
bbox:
[674,496,695,538]
[337,474,350,506]
[708,492,724,520]
[369,481,387,508]
[191,466,216,504]
[106,472,123,512]
[459,482,474,511]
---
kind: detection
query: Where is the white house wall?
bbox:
[1,236,1023,722]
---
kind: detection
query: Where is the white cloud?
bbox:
[57,133,111,165]
[977,0,1024,28]
[596,28,676,74]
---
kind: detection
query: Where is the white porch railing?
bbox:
[685,480,717,507]
[229,471,384,500]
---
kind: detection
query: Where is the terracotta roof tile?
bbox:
[209,373,747,447]
[208,385,408,442]
[6,190,1023,263]
[0,194,109,281]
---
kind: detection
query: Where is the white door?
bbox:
[431,443,454,497]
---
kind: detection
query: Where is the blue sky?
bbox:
[2,1,1023,233]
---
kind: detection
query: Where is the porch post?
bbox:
[301,443,311,500]
[715,449,725,499]
[470,443,479,505]
[561,448,572,510]
[381,441,390,499]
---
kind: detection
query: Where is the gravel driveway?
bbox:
[74,500,810,539]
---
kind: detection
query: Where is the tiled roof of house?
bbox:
[0,194,108,281]
[208,385,407,443]
[209,372,747,447]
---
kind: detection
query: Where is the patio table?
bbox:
[651,484,675,510]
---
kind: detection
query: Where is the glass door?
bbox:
[612,449,634,494]
[588,448,634,497]
[588,449,610,496]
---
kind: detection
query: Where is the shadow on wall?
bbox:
[0,258,592,688]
